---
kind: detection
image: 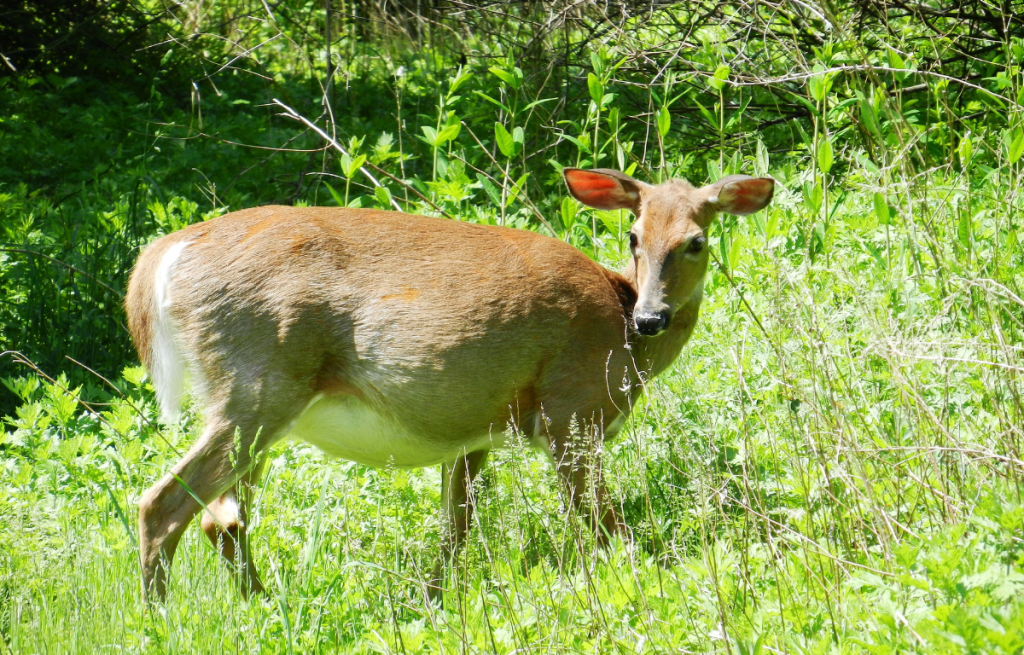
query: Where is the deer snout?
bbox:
[634,309,671,336]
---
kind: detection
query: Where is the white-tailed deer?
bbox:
[126,168,773,600]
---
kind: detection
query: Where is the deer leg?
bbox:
[138,407,286,602]
[549,426,625,546]
[428,449,489,601]
[199,456,268,597]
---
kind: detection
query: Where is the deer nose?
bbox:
[634,310,670,336]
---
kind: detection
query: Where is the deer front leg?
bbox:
[550,431,625,546]
[429,449,489,601]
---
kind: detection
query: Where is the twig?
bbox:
[0,51,16,72]
[726,64,1019,108]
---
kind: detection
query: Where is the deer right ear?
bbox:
[706,175,775,216]
[564,168,644,212]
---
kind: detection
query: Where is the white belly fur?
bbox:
[288,395,502,468]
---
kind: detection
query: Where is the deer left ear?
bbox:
[564,168,645,212]
[705,175,775,215]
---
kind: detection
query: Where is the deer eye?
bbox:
[628,232,638,251]
[688,236,706,254]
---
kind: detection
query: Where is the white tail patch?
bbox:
[151,240,191,423]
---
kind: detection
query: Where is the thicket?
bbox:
[2,0,1024,652]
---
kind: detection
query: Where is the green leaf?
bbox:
[958,134,973,166]
[724,96,751,131]
[807,65,834,102]
[874,193,890,225]
[494,122,515,158]
[122,365,147,387]
[587,73,603,105]
[817,137,834,174]
[488,67,515,87]
[755,139,769,176]
[420,125,439,146]
[374,185,393,208]
[437,123,461,144]
[693,98,717,128]
[345,154,366,178]
[505,172,530,208]
[477,174,502,207]
[559,133,591,154]
[855,151,879,173]
[765,207,780,239]
[522,97,556,112]
[590,50,605,77]
[340,153,365,179]
[783,88,822,121]
[829,98,859,119]
[324,181,345,207]
[803,180,823,213]
[814,220,827,248]
[472,91,510,114]
[708,64,730,91]
[448,68,472,95]
[807,75,825,103]
[707,159,722,183]
[728,233,743,269]
[560,196,579,230]
[594,210,622,234]
[1007,130,1024,164]
[656,106,671,139]
[957,209,972,248]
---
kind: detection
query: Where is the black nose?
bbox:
[634,311,670,336]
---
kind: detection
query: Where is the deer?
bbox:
[125,167,774,601]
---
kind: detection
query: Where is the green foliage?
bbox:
[2,0,1024,651]
[0,0,163,84]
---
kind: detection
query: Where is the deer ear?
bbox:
[564,168,644,211]
[706,175,775,215]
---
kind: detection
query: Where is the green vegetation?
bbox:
[2,1,1024,652]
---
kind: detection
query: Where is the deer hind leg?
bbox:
[138,391,301,602]
[428,449,490,601]
[199,456,268,597]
